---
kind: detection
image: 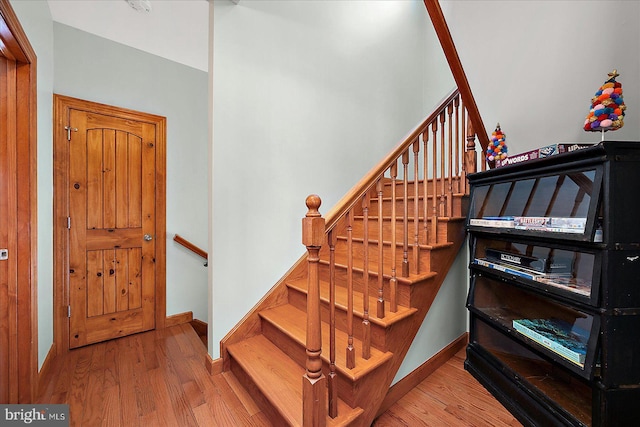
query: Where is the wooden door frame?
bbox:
[53,94,167,354]
[0,0,38,403]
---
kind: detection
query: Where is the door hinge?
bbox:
[67,305,71,318]
[64,125,78,141]
[67,217,71,229]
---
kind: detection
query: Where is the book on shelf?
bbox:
[474,258,544,281]
[473,258,570,281]
[513,217,587,233]
[485,248,573,274]
[470,216,588,234]
[469,217,515,228]
[474,258,589,297]
[594,228,603,242]
[512,318,589,367]
[535,277,591,297]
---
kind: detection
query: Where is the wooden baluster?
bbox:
[412,140,420,275]
[346,209,355,369]
[431,121,438,244]
[376,179,385,319]
[327,229,337,418]
[302,195,326,427]
[402,150,409,278]
[390,161,398,313]
[460,107,468,195]
[454,95,461,194]
[423,131,429,244]
[439,113,446,217]
[361,194,371,360]
[447,103,454,217]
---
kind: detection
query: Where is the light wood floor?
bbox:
[37,323,521,426]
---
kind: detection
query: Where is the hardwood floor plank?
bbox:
[250,410,275,427]
[37,325,518,427]
[81,347,106,426]
[375,349,521,427]
[222,371,262,416]
[49,345,80,400]
[100,385,121,427]
[374,404,435,427]
[207,392,256,426]
[182,379,206,408]
[191,402,218,425]
[140,327,160,371]
[147,367,182,427]
[211,372,269,425]
[417,361,519,427]
[103,339,119,389]
[152,332,200,426]
[67,345,94,427]
[139,409,162,426]
[115,337,140,426]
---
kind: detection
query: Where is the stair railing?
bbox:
[302,88,481,423]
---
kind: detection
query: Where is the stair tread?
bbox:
[227,334,364,426]
[287,278,418,328]
[259,304,394,382]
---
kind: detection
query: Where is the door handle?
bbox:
[144,234,153,241]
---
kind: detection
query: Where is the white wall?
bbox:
[442,0,640,153]
[211,0,457,359]
[394,245,469,382]
[10,0,55,369]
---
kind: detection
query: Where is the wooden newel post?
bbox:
[302,194,327,427]
[465,119,478,175]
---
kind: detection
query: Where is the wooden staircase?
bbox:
[220,88,484,426]
[217,3,493,424]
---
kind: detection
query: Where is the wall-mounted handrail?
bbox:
[423,0,490,165]
[173,234,208,265]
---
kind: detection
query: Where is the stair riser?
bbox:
[345,218,449,247]
[317,262,411,308]
[368,195,463,219]
[383,284,441,352]
[288,287,391,350]
[228,357,290,426]
[326,238,431,275]
[261,320,384,409]
[379,177,463,198]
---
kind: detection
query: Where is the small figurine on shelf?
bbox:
[486,123,507,162]
[584,69,626,140]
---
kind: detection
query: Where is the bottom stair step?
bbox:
[227,334,364,426]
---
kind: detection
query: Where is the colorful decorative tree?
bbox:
[584,69,626,135]
[486,123,507,162]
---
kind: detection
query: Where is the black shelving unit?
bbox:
[465,141,640,426]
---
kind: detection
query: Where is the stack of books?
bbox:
[512,318,589,368]
[495,143,593,168]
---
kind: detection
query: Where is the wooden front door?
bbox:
[55,96,166,349]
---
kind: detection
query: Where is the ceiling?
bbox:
[46,0,210,72]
